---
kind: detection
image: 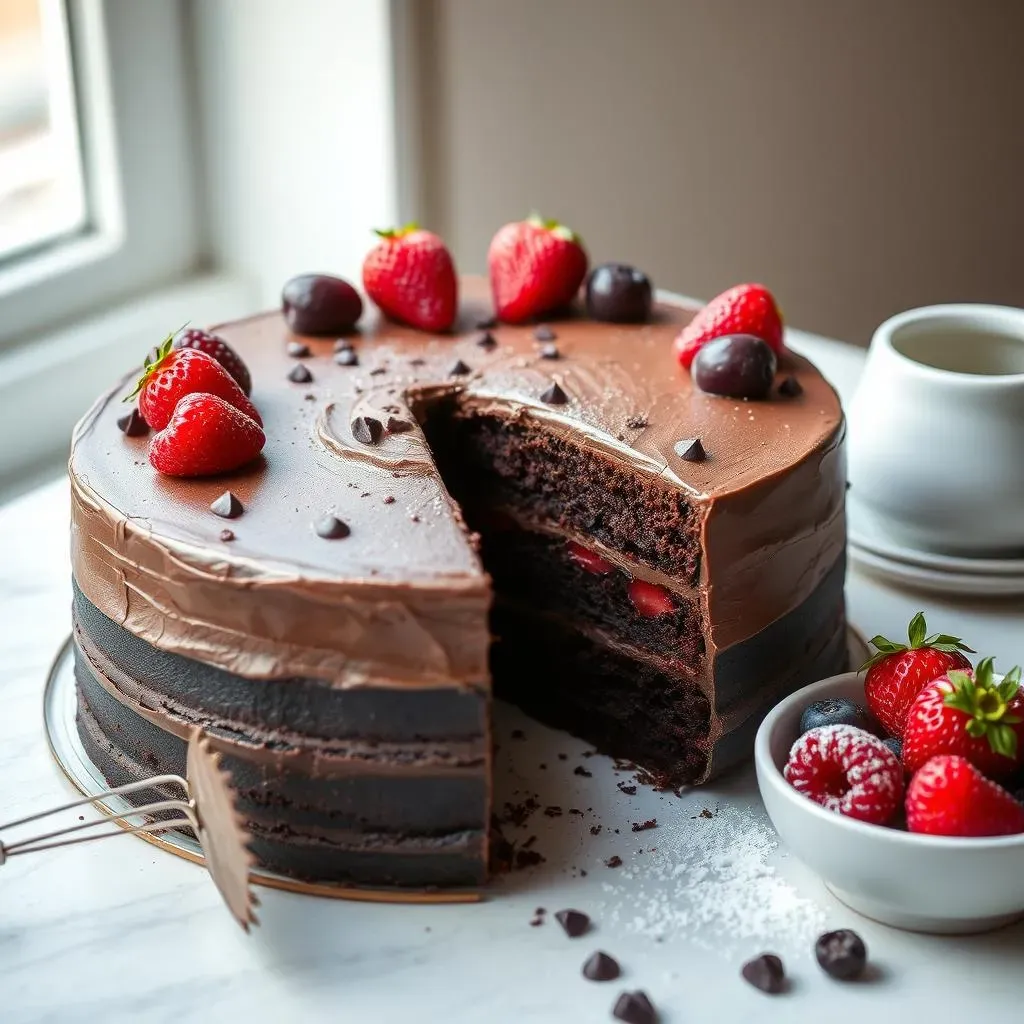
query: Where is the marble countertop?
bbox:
[2,332,1022,1024]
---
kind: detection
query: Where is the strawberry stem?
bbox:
[861,611,975,671]
[123,328,183,401]
[373,223,418,240]
[943,657,1023,759]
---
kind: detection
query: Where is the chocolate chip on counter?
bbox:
[351,416,383,445]
[476,331,497,348]
[554,909,590,938]
[385,415,414,434]
[612,990,657,1024]
[117,408,149,436]
[210,491,243,519]
[314,514,351,540]
[741,953,786,994]
[815,929,867,980]
[674,437,706,462]
[534,324,557,341]
[778,375,803,398]
[583,951,621,982]
[539,343,560,360]
[335,348,359,366]
[333,337,354,352]
[540,382,568,405]
[286,340,311,357]
[287,363,313,383]
[449,359,471,376]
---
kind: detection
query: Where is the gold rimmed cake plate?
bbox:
[43,638,480,904]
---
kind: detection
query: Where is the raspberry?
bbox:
[567,540,614,575]
[784,725,903,825]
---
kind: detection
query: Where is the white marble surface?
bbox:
[2,334,1023,1024]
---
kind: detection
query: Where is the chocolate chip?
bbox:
[314,514,350,539]
[573,765,592,777]
[476,331,497,348]
[386,415,414,434]
[333,338,354,352]
[742,953,786,994]
[335,348,359,366]
[539,343,559,359]
[476,315,497,330]
[540,382,568,405]
[617,783,637,795]
[554,909,590,938]
[674,437,706,462]
[582,951,620,982]
[815,929,867,980]
[219,529,235,542]
[606,856,623,868]
[287,363,313,383]
[534,324,556,341]
[210,491,243,519]
[351,416,383,445]
[449,359,471,376]
[287,340,310,357]
[612,990,656,1024]
[117,409,149,436]
[778,375,803,397]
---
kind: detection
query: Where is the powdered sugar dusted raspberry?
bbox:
[784,724,903,825]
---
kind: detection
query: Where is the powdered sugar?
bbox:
[596,803,825,954]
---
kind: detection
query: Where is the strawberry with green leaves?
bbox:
[128,333,262,431]
[902,658,1024,778]
[862,613,973,738]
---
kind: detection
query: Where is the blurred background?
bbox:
[0,0,1022,489]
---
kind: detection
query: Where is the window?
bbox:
[0,0,204,349]
[0,0,86,263]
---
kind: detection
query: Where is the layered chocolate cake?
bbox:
[69,277,846,890]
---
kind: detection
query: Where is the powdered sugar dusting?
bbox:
[595,804,825,954]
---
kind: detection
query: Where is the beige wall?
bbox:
[409,0,1024,344]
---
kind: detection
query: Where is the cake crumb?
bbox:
[590,825,603,835]
[606,856,623,868]
[544,805,563,818]
[618,783,637,795]
[574,766,593,778]
[632,819,658,833]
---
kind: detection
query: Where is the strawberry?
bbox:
[905,755,1024,837]
[862,612,973,738]
[567,540,614,575]
[673,283,784,370]
[903,658,1024,778]
[128,335,262,431]
[784,724,903,825]
[362,225,457,332]
[149,393,265,477]
[626,579,675,618]
[488,214,588,324]
[172,327,252,395]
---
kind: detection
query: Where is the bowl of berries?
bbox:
[755,613,1024,934]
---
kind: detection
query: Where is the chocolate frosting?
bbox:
[69,278,844,687]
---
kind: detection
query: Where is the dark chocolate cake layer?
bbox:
[69,277,847,889]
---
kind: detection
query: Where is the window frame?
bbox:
[0,0,204,350]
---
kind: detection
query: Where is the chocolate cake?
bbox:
[69,278,847,891]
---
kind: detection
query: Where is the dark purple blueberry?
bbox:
[815,929,867,980]
[799,698,880,737]
[691,334,777,399]
[882,735,903,760]
[282,274,363,335]
[585,263,653,323]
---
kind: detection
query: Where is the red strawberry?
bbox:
[626,579,675,618]
[149,393,265,477]
[903,658,1024,778]
[905,755,1024,837]
[128,335,262,431]
[784,724,903,825]
[673,283,784,370]
[862,612,973,738]
[488,214,588,324]
[362,225,457,332]
[173,327,252,395]
[567,540,614,575]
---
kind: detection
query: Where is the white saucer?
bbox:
[848,500,1024,597]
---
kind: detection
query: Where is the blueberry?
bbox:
[585,263,653,323]
[815,929,867,981]
[882,735,903,761]
[799,698,878,737]
[692,333,776,399]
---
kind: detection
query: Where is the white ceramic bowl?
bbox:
[755,671,1024,934]
[847,303,1024,557]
